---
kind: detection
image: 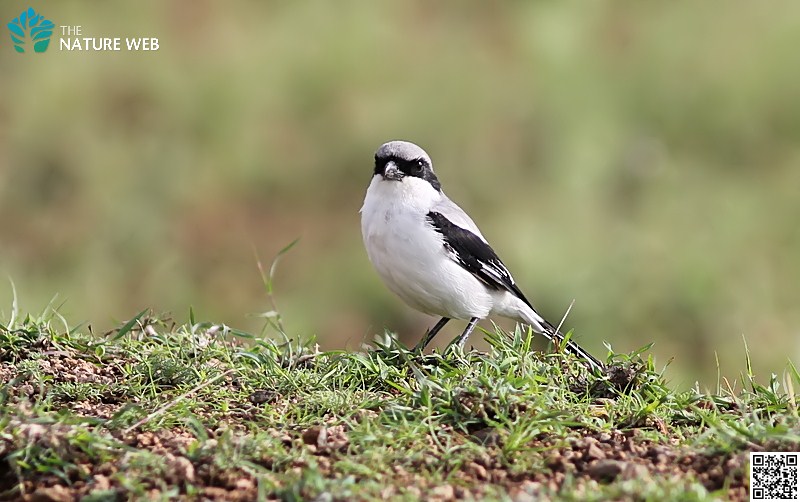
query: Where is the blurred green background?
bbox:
[1,2,798,387]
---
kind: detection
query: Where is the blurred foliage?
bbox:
[0,2,798,386]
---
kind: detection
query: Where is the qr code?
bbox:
[751,452,799,500]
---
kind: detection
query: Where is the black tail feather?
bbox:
[539,319,604,371]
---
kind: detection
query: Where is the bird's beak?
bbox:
[382,161,403,181]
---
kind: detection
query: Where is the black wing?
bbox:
[426,211,532,308]
[427,211,604,370]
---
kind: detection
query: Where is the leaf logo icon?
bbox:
[8,7,54,53]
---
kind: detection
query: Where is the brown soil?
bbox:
[0,344,785,501]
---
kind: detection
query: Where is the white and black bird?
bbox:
[360,140,603,371]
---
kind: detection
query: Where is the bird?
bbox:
[360,140,603,371]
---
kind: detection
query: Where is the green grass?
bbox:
[1,304,798,501]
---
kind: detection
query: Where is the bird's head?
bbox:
[373,141,441,192]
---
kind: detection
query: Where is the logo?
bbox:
[8,7,54,53]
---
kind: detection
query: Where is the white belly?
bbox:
[360,182,491,320]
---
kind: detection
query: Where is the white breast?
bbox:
[360,176,492,320]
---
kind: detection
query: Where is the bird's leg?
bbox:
[413,317,450,352]
[452,317,480,349]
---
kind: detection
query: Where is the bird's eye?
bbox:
[415,159,426,171]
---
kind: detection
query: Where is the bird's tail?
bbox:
[520,310,604,371]
[541,319,604,371]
